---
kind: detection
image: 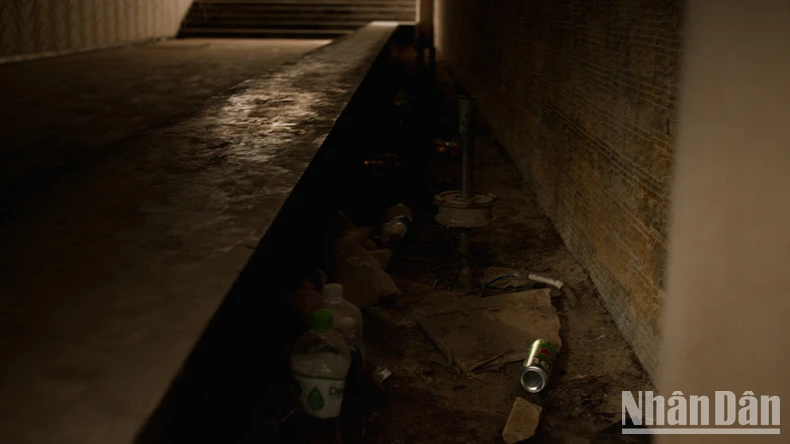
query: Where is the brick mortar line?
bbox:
[485,99,670,257]
[513,34,681,102]
[485,96,671,247]
[504,52,677,153]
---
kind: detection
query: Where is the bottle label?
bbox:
[293,375,345,419]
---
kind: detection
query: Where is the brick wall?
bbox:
[435,0,683,378]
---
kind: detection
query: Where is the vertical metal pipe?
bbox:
[458,228,471,287]
[459,95,475,199]
[457,94,475,287]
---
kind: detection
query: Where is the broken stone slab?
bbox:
[502,397,542,444]
[412,289,561,372]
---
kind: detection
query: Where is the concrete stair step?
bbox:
[187,20,373,29]
[189,10,414,18]
[189,6,414,14]
[201,12,411,19]
[181,0,415,39]
[178,27,354,38]
[188,2,415,14]
[186,16,412,25]
[194,0,413,4]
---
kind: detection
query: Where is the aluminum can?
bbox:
[520,339,557,393]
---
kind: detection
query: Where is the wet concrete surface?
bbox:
[0,29,395,444]
[0,38,329,207]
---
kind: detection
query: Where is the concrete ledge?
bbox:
[0,22,397,444]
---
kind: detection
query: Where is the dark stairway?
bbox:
[178,0,416,39]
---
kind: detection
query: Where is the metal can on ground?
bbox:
[520,339,557,393]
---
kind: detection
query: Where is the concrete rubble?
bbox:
[335,254,399,309]
[324,211,400,309]
[502,397,542,443]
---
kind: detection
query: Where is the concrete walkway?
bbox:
[0,30,394,444]
[0,38,328,202]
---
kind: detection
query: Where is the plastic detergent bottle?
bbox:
[290,309,351,420]
[321,283,364,356]
[321,283,366,443]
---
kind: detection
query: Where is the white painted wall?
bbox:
[659,0,790,439]
[0,0,194,62]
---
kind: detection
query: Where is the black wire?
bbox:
[431,228,461,290]
[473,273,520,297]
[428,227,474,291]
[435,228,528,296]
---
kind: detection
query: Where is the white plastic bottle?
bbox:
[321,283,364,356]
[290,309,351,419]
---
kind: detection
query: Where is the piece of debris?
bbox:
[362,238,379,251]
[502,397,542,444]
[323,211,401,308]
[374,203,413,247]
[367,411,382,423]
[323,211,380,268]
[564,373,595,382]
[365,248,393,270]
[419,368,434,384]
[412,289,562,372]
[465,372,487,381]
[331,228,375,267]
[373,367,392,389]
[334,255,400,309]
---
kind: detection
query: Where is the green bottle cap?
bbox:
[311,309,333,331]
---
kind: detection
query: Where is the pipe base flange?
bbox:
[434,190,496,228]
